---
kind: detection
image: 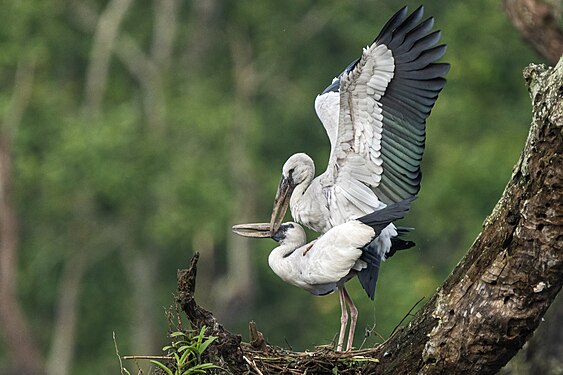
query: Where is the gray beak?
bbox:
[232,223,272,238]
[269,176,294,235]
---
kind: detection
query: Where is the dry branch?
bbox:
[177,58,563,374]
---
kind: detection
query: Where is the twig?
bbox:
[359,322,385,350]
[390,297,425,336]
[243,355,264,375]
[113,332,126,375]
[283,337,293,351]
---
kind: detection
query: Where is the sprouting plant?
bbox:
[151,327,220,375]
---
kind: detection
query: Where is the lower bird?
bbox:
[233,197,414,351]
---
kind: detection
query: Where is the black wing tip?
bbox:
[440,62,452,75]
[374,6,410,44]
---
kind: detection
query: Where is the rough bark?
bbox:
[177,58,563,374]
[503,0,563,65]
[500,293,563,375]
[177,253,247,373]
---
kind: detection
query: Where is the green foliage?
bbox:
[150,328,220,375]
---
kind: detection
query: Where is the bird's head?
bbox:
[269,153,315,234]
[272,222,306,245]
[281,153,315,187]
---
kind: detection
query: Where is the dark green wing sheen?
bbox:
[374,6,449,204]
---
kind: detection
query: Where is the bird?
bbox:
[270,6,448,258]
[267,5,449,324]
[233,197,414,351]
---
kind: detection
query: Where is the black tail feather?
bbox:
[357,198,416,300]
[357,196,415,234]
[387,237,416,259]
[357,241,382,301]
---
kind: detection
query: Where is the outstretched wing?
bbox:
[315,6,449,220]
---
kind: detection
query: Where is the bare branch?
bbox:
[84,0,135,115]
[46,251,88,375]
[151,0,179,68]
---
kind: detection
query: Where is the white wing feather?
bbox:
[316,43,394,226]
[300,221,373,285]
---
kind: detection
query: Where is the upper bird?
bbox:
[270,5,449,255]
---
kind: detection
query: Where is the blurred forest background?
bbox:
[0,0,557,374]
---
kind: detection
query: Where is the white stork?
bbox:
[233,198,414,351]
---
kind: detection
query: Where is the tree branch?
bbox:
[177,58,563,374]
[503,0,563,65]
[83,0,134,115]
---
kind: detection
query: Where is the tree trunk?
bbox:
[0,57,44,375]
[500,293,563,375]
[177,58,563,374]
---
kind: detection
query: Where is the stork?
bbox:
[233,197,414,351]
[270,5,448,262]
[266,8,448,347]
[234,5,449,351]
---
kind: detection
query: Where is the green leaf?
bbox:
[177,344,196,353]
[182,363,221,375]
[199,336,217,354]
[150,360,174,375]
[179,348,193,365]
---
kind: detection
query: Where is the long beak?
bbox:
[270,176,294,235]
[232,223,272,238]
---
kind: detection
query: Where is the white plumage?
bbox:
[234,198,413,352]
[267,221,371,296]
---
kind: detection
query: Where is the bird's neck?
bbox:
[290,179,330,233]
[293,175,312,199]
[268,242,302,283]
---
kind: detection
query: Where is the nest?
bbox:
[176,253,384,374]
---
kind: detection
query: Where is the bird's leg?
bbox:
[302,240,317,256]
[342,286,358,352]
[337,287,349,352]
